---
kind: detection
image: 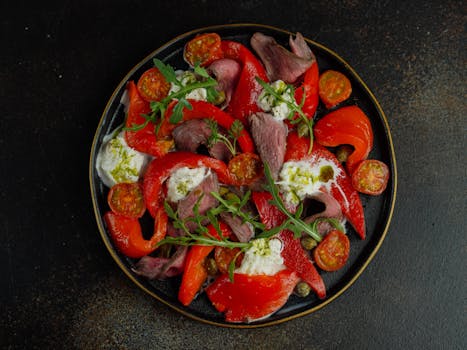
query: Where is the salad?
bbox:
[95,31,390,323]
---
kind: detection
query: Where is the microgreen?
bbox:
[206,119,244,156]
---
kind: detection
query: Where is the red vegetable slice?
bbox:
[206,269,299,323]
[351,159,389,195]
[107,182,145,218]
[184,33,223,67]
[137,67,171,102]
[313,230,350,272]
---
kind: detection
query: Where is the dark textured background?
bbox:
[1,0,465,349]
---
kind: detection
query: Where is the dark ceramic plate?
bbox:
[89,24,397,328]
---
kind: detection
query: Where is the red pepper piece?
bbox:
[206,269,299,323]
[251,191,287,230]
[103,208,167,258]
[178,222,232,306]
[252,191,326,298]
[278,230,326,299]
[124,81,174,157]
[314,105,374,174]
[143,151,234,218]
[294,60,319,119]
[221,40,269,125]
[159,99,255,153]
[285,132,366,239]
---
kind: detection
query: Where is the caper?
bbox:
[301,236,317,250]
[213,90,226,105]
[295,282,311,297]
[204,258,218,276]
[336,144,354,163]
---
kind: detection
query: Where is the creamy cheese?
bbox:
[257,80,297,121]
[277,160,342,205]
[169,70,207,101]
[96,130,149,188]
[236,238,285,276]
[166,166,209,202]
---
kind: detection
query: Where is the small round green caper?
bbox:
[295,282,311,297]
[204,258,218,276]
[301,236,318,250]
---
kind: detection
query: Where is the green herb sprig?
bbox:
[206,119,244,156]
[256,77,314,153]
[123,59,220,133]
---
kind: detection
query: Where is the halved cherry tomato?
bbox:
[184,33,223,67]
[351,159,389,195]
[227,152,263,185]
[318,70,352,109]
[313,230,350,272]
[214,246,244,274]
[107,182,146,218]
[137,67,171,102]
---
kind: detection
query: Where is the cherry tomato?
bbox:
[214,246,243,274]
[313,230,350,272]
[137,67,170,102]
[318,70,352,108]
[227,152,263,185]
[351,159,390,195]
[107,182,146,218]
[184,33,223,67]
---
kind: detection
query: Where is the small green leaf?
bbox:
[153,58,179,85]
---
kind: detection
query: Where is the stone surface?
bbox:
[1,0,465,349]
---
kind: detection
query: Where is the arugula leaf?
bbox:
[153,58,179,85]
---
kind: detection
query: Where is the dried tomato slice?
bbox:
[107,182,146,218]
[313,230,350,272]
[184,33,223,67]
[137,67,170,102]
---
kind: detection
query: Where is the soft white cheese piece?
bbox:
[169,70,208,101]
[236,238,285,276]
[96,130,149,188]
[277,160,342,205]
[166,166,209,202]
[257,80,297,121]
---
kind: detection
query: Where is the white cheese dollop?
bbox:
[277,160,342,205]
[169,70,208,102]
[96,130,149,188]
[236,238,285,276]
[166,166,209,202]
[257,80,297,121]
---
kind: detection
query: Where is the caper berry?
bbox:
[301,236,317,250]
[295,282,311,297]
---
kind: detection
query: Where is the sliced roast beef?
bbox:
[177,172,219,232]
[208,58,241,107]
[250,112,287,180]
[173,119,211,153]
[132,245,188,280]
[219,212,254,243]
[250,32,313,84]
[173,119,232,162]
[304,191,344,236]
[289,32,313,60]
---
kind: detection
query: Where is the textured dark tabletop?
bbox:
[1,1,465,349]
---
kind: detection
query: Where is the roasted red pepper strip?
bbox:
[285,132,366,239]
[143,151,234,218]
[252,191,326,298]
[294,59,319,119]
[221,40,269,125]
[206,269,299,323]
[103,208,167,258]
[124,81,174,157]
[314,106,374,174]
[178,222,231,306]
[159,99,255,153]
